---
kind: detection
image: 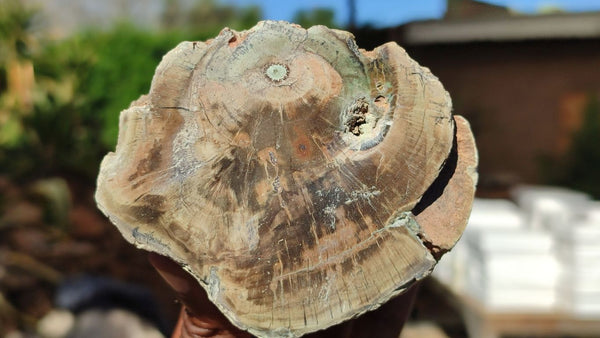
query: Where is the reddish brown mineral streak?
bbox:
[95,21,477,337]
[415,116,478,254]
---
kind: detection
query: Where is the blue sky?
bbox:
[221,0,600,27]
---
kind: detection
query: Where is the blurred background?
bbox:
[1,0,599,337]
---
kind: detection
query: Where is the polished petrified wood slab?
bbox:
[95,21,477,337]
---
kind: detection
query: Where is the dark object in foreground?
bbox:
[95,21,477,337]
[56,275,169,335]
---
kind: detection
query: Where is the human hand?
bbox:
[149,253,252,338]
[149,253,418,338]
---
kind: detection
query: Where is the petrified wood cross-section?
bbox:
[95,21,477,337]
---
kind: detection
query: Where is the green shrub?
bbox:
[0,26,192,180]
[541,95,600,199]
[0,0,261,183]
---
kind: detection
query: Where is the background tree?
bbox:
[293,8,338,28]
[558,95,600,198]
[541,95,600,198]
[0,0,36,150]
[0,0,263,181]
[162,0,261,34]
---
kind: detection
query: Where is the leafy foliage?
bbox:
[163,0,261,34]
[541,95,600,198]
[559,96,600,198]
[293,8,339,29]
[0,0,36,61]
[0,1,261,182]
[0,25,187,180]
[70,26,191,149]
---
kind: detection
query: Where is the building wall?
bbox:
[402,39,600,185]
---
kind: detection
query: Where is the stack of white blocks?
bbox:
[435,185,600,317]
[512,186,593,315]
[554,202,600,317]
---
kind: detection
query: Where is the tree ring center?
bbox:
[265,63,289,82]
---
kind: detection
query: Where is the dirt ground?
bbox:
[0,175,181,336]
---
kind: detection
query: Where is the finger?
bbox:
[148,253,252,337]
[149,253,224,319]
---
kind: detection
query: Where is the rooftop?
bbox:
[403,11,600,45]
